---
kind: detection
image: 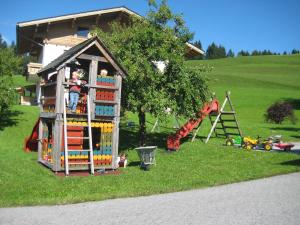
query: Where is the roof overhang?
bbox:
[37,37,128,78]
[16,6,203,57]
[17,7,140,27]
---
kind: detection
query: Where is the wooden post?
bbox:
[55,68,65,114]
[112,74,122,169]
[52,115,63,171]
[52,68,65,171]
[37,119,43,162]
[89,60,98,119]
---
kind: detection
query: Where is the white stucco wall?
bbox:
[42,44,71,66]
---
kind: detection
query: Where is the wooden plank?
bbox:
[62,82,118,90]
[87,84,119,90]
[78,53,108,63]
[89,60,98,120]
[55,68,65,114]
[53,115,63,172]
[94,100,118,104]
[112,75,122,169]
[224,132,240,136]
[220,111,235,114]
[37,119,43,162]
[220,119,236,122]
[40,112,56,118]
[223,126,239,129]
[40,81,57,87]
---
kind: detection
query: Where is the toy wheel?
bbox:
[284,147,291,151]
[264,144,272,151]
[245,144,253,151]
[226,139,234,146]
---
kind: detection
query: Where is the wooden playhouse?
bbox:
[36,37,127,175]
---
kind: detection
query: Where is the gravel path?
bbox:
[1,172,300,225]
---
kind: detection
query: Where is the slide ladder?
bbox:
[205,91,242,143]
[167,99,219,151]
[63,92,94,176]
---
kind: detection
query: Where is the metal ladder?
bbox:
[63,92,94,176]
[205,91,242,143]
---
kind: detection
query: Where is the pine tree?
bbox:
[0,34,8,49]
[227,49,234,57]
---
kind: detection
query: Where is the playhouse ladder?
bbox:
[205,91,242,143]
[63,93,94,176]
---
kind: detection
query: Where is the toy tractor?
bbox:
[243,136,273,151]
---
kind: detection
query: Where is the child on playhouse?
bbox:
[68,70,86,113]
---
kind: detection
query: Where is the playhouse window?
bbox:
[77,27,89,37]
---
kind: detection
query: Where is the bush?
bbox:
[265,101,296,124]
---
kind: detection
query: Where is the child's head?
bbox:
[72,71,80,80]
[100,69,108,76]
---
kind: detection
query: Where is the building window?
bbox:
[76,27,89,37]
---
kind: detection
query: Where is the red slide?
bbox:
[24,118,40,152]
[167,99,219,151]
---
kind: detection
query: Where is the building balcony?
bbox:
[27,62,43,82]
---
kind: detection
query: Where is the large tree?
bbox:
[0,47,22,113]
[93,0,210,145]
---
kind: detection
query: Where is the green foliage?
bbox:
[206,42,227,59]
[265,101,296,124]
[0,48,23,113]
[227,49,235,57]
[92,0,210,144]
[291,49,300,54]
[237,50,250,56]
[0,34,8,49]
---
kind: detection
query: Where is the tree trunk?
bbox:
[138,107,146,146]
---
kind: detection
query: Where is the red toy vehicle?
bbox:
[275,143,294,151]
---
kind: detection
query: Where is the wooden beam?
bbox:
[112,75,122,169]
[37,119,43,161]
[55,68,65,114]
[34,24,39,33]
[94,42,125,77]
[95,14,101,26]
[71,18,76,29]
[77,53,108,62]
[89,60,98,120]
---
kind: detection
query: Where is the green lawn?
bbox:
[12,75,34,88]
[0,55,300,207]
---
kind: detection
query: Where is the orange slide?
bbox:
[167,99,219,151]
[24,118,40,152]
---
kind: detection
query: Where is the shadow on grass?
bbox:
[0,109,23,131]
[269,127,300,132]
[291,135,300,139]
[119,126,168,150]
[284,98,300,110]
[280,159,300,167]
[127,161,141,167]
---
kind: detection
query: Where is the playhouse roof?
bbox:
[37,36,128,77]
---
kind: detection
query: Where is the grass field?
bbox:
[0,55,299,207]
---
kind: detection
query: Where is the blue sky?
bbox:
[1,0,299,53]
